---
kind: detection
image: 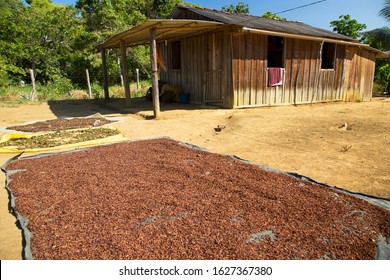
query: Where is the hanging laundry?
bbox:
[268,68,283,86]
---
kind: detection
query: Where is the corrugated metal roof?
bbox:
[95,5,389,58]
[170,5,356,43]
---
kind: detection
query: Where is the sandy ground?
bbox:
[0,98,389,259]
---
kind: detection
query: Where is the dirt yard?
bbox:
[0,97,389,259]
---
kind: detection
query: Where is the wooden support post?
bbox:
[86,69,92,98]
[149,28,161,119]
[120,40,131,106]
[101,49,109,101]
[117,56,124,86]
[136,68,140,92]
[29,69,36,101]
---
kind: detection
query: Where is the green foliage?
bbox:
[0,56,10,86]
[363,28,390,50]
[91,82,103,99]
[182,2,202,8]
[0,2,86,85]
[374,59,390,93]
[222,2,249,14]
[379,0,390,22]
[0,0,181,97]
[330,14,367,40]
[262,11,286,20]
[0,0,25,10]
[362,27,390,93]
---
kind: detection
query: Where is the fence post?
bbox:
[29,69,36,101]
[86,69,92,98]
[136,68,140,92]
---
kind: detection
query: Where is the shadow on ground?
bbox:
[48,98,222,118]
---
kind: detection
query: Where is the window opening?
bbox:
[321,42,335,70]
[268,36,284,68]
[171,41,181,70]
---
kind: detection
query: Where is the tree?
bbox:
[0,1,86,85]
[182,2,202,8]
[0,0,25,10]
[363,28,390,50]
[222,2,249,14]
[330,14,367,40]
[363,27,390,93]
[262,11,286,20]
[379,0,390,22]
[144,0,181,19]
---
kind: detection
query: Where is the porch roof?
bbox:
[95,19,224,50]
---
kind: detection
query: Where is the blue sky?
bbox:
[51,0,389,31]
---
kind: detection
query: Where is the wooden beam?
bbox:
[120,40,131,106]
[149,28,161,119]
[101,49,109,101]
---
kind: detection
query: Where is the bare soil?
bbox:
[0,98,389,259]
[4,138,390,259]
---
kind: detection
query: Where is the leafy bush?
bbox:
[36,75,74,100]
[374,60,390,93]
[91,83,103,99]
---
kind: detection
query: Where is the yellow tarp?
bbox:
[0,132,32,144]
[0,133,128,154]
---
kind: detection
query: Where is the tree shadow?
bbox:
[47,97,223,118]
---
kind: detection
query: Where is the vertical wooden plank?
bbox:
[149,29,160,119]
[120,40,131,106]
[366,52,376,100]
[29,69,36,101]
[261,35,267,104]
[351,48,358,101]
[284,38,292,104]
[358,48,365,101]
[300,42,307,102]
[303,41,311,102]
[294,39,303,104]
[86,69,92,98]
[243,33,249,106]
[306,41,314,102]
[313,41,322,103]
[231,33,238,108]
[238,35,245,106]
[252,34,260,105]
[247,34,254,105]
[101,49,109,101]
[291,39,297,104]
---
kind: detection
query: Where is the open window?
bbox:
[268,36,284,68]
[321,42,335,70]
[171,41,181,70]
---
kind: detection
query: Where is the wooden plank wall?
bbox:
[343,46,376,101]
[232,34,349,107]
[159,30,375,108]
[158,42,182,89]
[158,30,233,105]
[232,33,267,107]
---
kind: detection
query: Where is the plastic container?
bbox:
[180,93,190,104]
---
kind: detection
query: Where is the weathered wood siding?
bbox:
[232,34,348,107]
[159,31,233,106]
[343,46,376,101]
[159,30,376,108]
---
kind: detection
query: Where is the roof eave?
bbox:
[95,19,224,50]
[242,27,389,57]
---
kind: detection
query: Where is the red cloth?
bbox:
[268,68,283,86]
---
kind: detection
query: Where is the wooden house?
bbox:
[96,4,389,113]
